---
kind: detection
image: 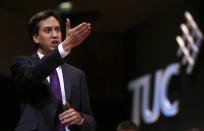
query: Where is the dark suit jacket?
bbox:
[11,48,97,131]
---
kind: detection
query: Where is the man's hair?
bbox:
[117,120,138,131]
[27,9,62,40]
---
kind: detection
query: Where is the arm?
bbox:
[80,72,97,130]
[10,48,66,102]
[11,48,65,86]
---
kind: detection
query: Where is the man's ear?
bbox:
[33,35,39,44]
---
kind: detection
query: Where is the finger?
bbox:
[73,29,90,46]
[67,116,79,125]
[79,28,91,40]
[87,23,91,30]
[78,27,91,41]
[67,24,90,44]
[62,114,80,125]
[72,22,88,32]
[66,18,71,35]
[59,108,74,118]
[59,111,74,121]
[75,24,91,38]
[62,116,76,125]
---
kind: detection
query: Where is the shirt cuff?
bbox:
[58,43,70,58]
[78,117,84,125]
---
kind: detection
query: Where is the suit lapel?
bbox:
[30,52,58,127]
[31,53,50,86]
[61,64,71,102]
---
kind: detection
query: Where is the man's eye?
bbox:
[44,28,51,33]
[56,28,61,32]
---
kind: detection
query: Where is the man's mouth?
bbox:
[51,40,60,46]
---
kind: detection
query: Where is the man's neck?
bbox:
[37,48,50,56]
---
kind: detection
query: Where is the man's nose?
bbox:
[51,30,58,37]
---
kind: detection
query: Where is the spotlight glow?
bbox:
[58,1,73,12]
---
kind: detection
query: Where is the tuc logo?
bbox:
[128,11,203,127]
[128,63,180,126]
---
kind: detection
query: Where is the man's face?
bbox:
[33,16,62,55]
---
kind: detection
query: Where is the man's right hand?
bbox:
[62,18,91,52]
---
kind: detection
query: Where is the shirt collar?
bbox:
[37,51,44,59]
[37,51,61,70]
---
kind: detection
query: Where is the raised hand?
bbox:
[62,18,91,52]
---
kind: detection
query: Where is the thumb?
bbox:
[66,18,71,35]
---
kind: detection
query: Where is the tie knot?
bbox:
[51,69,58,75]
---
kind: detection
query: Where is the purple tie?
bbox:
[50,70,66,131]
[50,69,62,102]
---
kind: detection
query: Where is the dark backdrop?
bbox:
[1,0,204,131]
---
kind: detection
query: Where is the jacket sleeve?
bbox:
[80,72,97,131]
[10,48,68,103]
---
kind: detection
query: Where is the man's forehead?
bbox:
[39,16,60,28]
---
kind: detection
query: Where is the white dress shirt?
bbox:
[37,43,70,131]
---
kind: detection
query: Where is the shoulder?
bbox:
[11,55,30,66]
[63,64,83,72]
[10,53,40,73]
[62,64,85,76]
[11,54,38,66]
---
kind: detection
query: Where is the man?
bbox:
[11,10,96,131]
[187,128,200,131]
[116,120,139,131]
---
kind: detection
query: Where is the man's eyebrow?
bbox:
[44,25,60,28]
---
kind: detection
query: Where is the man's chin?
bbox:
[50,46,57,50]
